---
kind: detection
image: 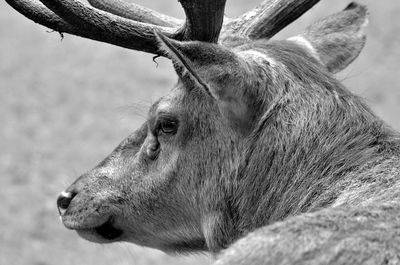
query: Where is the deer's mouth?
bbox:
[94,218,123,240]
[73,218,123,242]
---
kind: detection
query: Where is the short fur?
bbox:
[56,3,400,264]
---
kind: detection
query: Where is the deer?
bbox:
[7,0,400,264]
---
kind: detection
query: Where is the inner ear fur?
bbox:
[156,32,241,84]
[289,2,368,73]
[155,31,213,93]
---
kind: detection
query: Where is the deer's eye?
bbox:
[159,118,178,134]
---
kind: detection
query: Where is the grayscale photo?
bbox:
[2,0,400,264]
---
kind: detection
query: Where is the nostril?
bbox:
[57,195,71,209]
[57,191,76,215]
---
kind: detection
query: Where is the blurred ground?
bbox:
[1,0,400,265]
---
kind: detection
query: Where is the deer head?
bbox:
[7,0,371,254]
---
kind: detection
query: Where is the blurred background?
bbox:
[1,0,400,264]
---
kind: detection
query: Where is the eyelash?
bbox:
[158,119,178,134]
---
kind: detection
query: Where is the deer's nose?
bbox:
[57,191,76,215]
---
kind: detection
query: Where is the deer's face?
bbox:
[56,2,369,252]
[7,0,370,256]
[57,80,239,251]
[56,28,369,251]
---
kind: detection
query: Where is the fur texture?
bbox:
[57,2,400,264]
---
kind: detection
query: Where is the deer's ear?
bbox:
[288,2,368,73]
[155,32,255,134]
[155,32,211,92]
[155,31,244,93]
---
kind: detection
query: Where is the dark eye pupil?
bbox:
[160,121,177,134]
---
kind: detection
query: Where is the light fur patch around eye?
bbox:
[238,50,277,67]
[155,89,182,114]
[157,100,172,113]
[288,36,320,61]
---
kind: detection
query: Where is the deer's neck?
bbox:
[231,81,399,237]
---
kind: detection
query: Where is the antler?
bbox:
[6,0,320,55]
[5,0,176,53]
[225,0,321,39]
[87,0,182,27]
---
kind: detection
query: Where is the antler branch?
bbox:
[6,0,175,54]
[5,0,80,35]
[38,0,177,52]
[225,0,321,39]
[176,0,227,43]
[87,0,182,27]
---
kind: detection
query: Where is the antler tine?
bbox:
[87,0,182,27]
[225,0,321,40]
[7,0,170,53]
[6,0,176,54]
[36,0,176,54]
[175,0,227,43]
[5,0,81,35]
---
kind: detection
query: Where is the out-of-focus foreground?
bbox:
[1,0,400,264]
